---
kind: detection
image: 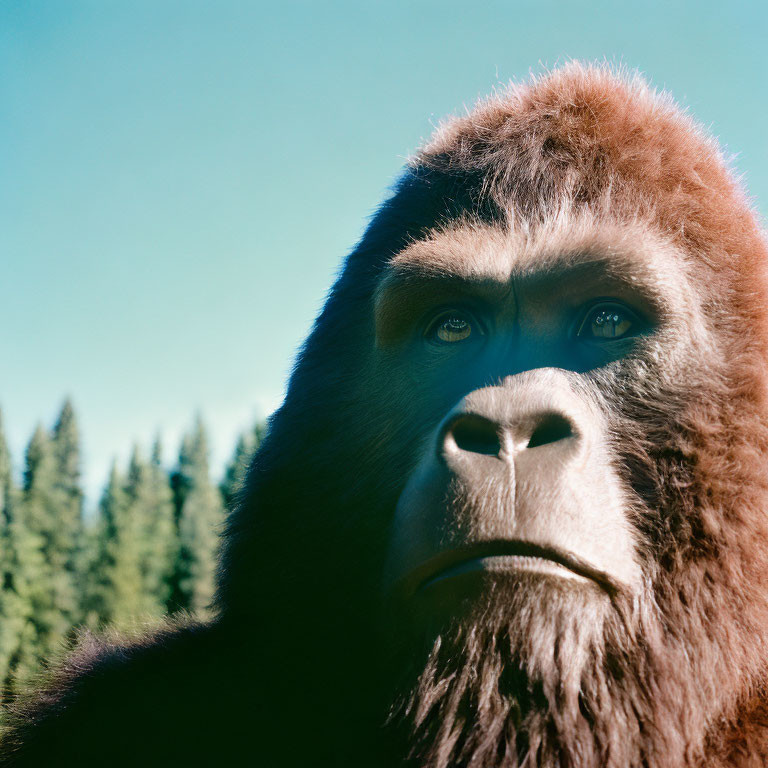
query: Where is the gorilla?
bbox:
[4,63,768,767]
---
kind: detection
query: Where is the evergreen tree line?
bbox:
[0,400,264,700]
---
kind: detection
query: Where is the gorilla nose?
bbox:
[445,415,503,456]
[438,374,583,466]
[442,410,576,461]
[525,413,575,448]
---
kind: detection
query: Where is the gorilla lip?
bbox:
[413,540,620,596]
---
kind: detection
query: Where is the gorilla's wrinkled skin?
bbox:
[4,64,768,768]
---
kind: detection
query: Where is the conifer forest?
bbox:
[0,400,263,703]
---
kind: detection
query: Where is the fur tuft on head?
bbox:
[419,62,762,266]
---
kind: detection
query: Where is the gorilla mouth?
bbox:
[414,541,619,596]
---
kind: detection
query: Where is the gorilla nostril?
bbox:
[450,416,502,456]
[526,413,574,449]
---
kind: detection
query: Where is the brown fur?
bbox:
[378,63,768,767]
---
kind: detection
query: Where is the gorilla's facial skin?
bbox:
[367,223,730,766]
[378,233,668,606]
[217,66,768,767]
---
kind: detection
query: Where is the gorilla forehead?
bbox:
[417,63,759,264]
[377,215,702,324]
[385,215,686,280]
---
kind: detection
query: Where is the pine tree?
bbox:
[50,399,85,625]
[78,513,106,630]
[52,400,81,508]
[220,422,265,512]
[10,402,86,672]
[19,425,70,664]
[0,410,14,520]
[125,441,175,616]
[87,463,143,629]
[0,410,18,679]
[168,417,224,616]
[0,410,37,697]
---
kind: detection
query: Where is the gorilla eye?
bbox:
[427,311,475,344]
[577,303,640,341]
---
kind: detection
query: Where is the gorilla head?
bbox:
[216,64,768,767]
[5,64,768,768]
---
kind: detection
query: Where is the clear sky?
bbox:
[2,0,767,503]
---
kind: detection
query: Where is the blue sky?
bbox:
[2,0,767,502]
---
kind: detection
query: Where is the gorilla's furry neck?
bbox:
[381,576,755,768]
[381,583,640,768]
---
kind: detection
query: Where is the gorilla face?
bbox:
[372,217,710,613]
[377,225,674,619]
[362,219,727,765]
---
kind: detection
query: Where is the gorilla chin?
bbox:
[380,458,643,768]
[382,574,640,768]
